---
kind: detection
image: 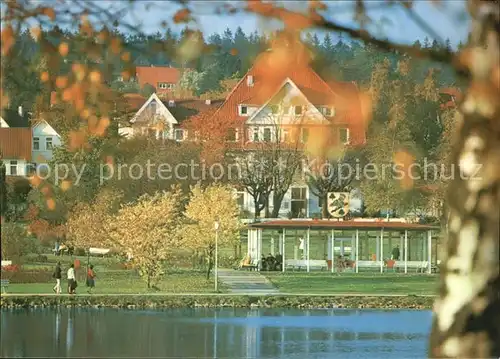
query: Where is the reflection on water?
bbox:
[0,308,431,358]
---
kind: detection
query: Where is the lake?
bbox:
[0,308,431,358]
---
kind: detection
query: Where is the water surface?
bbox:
[0,308,431,358]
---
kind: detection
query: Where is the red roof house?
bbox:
[135,66,183,94]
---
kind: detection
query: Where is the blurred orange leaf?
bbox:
[393,150,415,190]
[121,52,131,62]
[61,180,72,192]
[110,38,122,55]
[30,26,42,41]
[173,8,191,24]
[29,175,42,188]
[1,25,15,56]
[59,42,69,57]
[46,198,56,211]
[69,130,86,150]
[42,7,56,21]
[230,48,238,56]
[40,71,49,82]
[55,76,68,89]
[89,70,102,83]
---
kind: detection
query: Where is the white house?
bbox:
[121,93,223,141]
[31,120,62,164]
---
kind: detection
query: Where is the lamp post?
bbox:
[214,220,220,292]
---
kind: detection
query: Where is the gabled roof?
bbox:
[130,93,176,124]
[127,93,224,125]
[0,128,32,160]
[0,117,9,128]
[135,66,183,89]
[246,77,329,124]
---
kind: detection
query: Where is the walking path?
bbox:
[217,269,279,294]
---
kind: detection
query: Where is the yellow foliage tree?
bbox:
[109,188,183,289]
[182,184,241,280]
[66,188,123,251]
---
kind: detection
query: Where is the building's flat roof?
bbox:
[248,220,439,231]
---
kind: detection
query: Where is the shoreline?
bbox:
[0,294,435,309]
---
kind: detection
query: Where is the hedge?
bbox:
[0,295,434,310]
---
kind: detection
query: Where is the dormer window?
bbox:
[322,107,334,116]
[294,105,303,115]
[239,105,248,116]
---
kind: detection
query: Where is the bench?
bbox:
[1,279,9,294]
[356,260,383,270]
[241,259,260,271]
[405,261,429,273]
[285,259,327,271]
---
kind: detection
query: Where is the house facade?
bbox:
[31,120,62,165]
[209,33,367,218]
[120,93,223,141]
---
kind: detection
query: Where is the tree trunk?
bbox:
[254,198,261,219]
[271,192,285,218]
[321,195,329,219]
[429,2,500,357]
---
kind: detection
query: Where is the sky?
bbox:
[119,0,470,46]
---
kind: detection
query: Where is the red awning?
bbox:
[248,219,438,231]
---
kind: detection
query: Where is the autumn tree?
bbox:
[182,184,241,280]
[0,160,7,218]
[66,187,123,253]
[109,188,183,289]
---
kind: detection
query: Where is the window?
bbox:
[295,105,303,115]
[301,128,309,143]
[46,137,53,150]
[323,107,333,116]
[33,137,40,150]
[239,105,248,116]
[339,127,350,144]
[158,82,174,90]
[174,129,185,141]
[226,128,238,142]
[263,127,272,142]
[251,128,260,142]
[291,187,307,218]
[270,105,279,114]
[9,160,17,176]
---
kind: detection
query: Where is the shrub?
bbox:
[74,247,86,256]
[24,254,48,263]
[1,268,52,283]
[1,222,37,263]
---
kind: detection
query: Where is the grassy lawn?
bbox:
[264,272,439,295]
[5,269,220,295]
[3,252,223,295]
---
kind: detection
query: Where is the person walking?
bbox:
[67,264,77,294]
[52,262,62,294]
[86,265,96,294]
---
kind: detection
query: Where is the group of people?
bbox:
[52,262,96,295]
[260,253,283,271]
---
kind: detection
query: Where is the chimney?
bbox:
[18,106,23,117]
[205,99,211,105]
[247,75,254,87]
[168,100,175,107]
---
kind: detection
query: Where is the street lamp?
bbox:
[214,220,220,292]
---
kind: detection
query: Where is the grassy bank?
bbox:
[0,294,434,310]
[265,272,438,295]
